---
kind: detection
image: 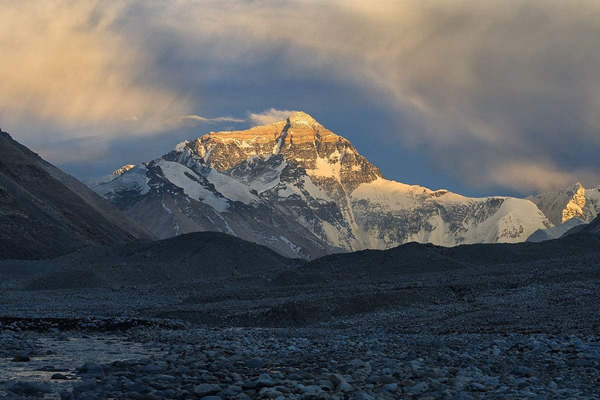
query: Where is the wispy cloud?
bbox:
[248,108,298,126]
[162,115,245,130]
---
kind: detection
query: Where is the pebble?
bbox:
[1,329,599,399]
[193,383,221,396]
[78,362,105,378]
[512,366,536,377]
[5,381,51,396]
[245,358,265,368]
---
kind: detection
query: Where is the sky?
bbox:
[1,0,600,197]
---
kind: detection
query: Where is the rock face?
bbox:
[191,112,382,193]
[88,112,551,259]
[527,182,600,226]
[0,129,153,260]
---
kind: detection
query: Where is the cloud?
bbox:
[36,136,110,166]
[248,108,298,126]
[139,0,600,192]
[486,161,600,194]
[3,0,600,193]
[0,0,190,138]
[162,115,245,130]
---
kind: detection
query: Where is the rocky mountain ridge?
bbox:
[88,112,552,259]
[0,129,152,260]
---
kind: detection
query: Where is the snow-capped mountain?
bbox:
[527,183,600,226]
[526,218,585,243]
[88,112,551,259]
[84,164,135,189]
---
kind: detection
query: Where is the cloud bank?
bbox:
[171,0,600,192]
[2,0,600,193]
[0,1,190,137]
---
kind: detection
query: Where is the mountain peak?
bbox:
[529,181,600,226]
[112,165,136,176]
[287,111,321,128]
[85,164,138,189]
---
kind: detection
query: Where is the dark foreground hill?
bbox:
[581,214,600,233]
[277,232,600,284]
[1,229,598,334]
[0,130,153,260]
[562,213,600,236]
[10,232,304,291]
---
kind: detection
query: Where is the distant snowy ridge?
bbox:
[527,183,600,226]
[87,112,552,259]
[526,218,585,243]
[84,164,136,189]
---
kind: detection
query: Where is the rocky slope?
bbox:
[527,182,600,226]
[0,129,152,260]
[88,112,551,258]
[20,232,303,291]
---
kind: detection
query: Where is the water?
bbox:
[0,334,161,398]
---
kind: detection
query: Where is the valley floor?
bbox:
[1,238,599,399]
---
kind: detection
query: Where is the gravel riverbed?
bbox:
[1,326,599,399]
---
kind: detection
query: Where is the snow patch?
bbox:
[84,164,136,188]
[277,186,296,198]
[301,176,333,202]
[527,217,585,242]
[161,202,173,215]
[272,135,284,155]
[206,170,258,206]
[174,140,189,152]
[307,152,342,181]
[156,160,229,212]
[245,159,287,194]
[279,236,302,256]
[321,221,343,247]
[93,165,150,197]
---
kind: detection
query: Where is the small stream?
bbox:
[0,334,161,398]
